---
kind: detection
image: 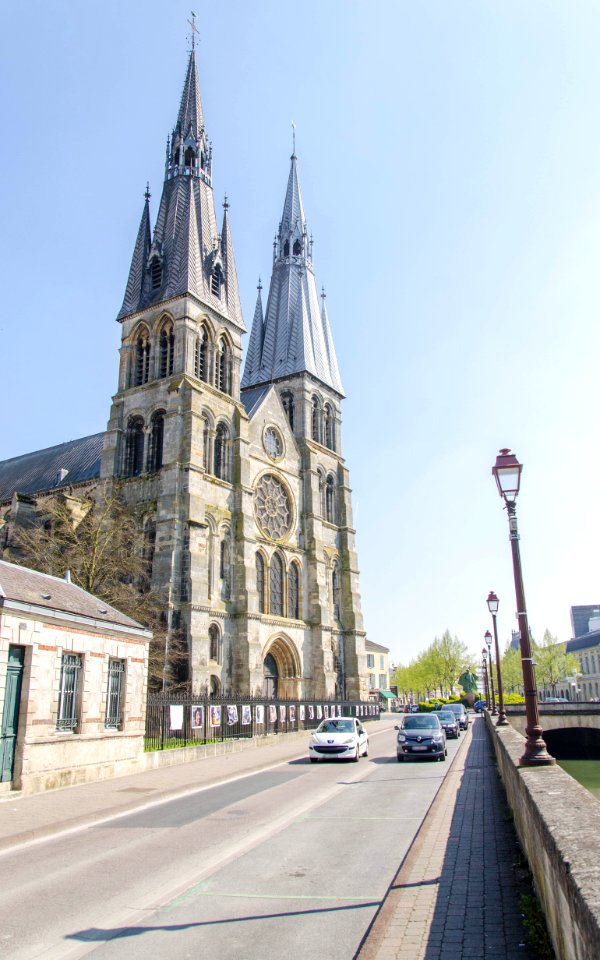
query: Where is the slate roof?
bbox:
[0,559,148,634]
[566,631,600,654]
[365,639,390,654]
[240,384,272,419]
[0,434,104,503]
[241,155,343,396]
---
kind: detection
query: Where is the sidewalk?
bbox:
[358,716,539,960]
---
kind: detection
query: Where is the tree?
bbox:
[534,629,579,695]
[427,630,471,696]
[500,644,523,694]
[6,487,188,691]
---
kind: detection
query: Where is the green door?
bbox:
[1,645,25,783]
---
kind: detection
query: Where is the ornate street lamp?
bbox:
[481,649,490,709]
[492,449,554,765]
[484,630,497,715]
[486,591,508,725]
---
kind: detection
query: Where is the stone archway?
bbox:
[263,635,302,699]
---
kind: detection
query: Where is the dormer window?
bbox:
[150,257,162,290]
[283,240,290,257]
[293,239,301,256]
[211,264,223,297]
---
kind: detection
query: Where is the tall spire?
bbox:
[241,154,343,394]
[117,43,243,331]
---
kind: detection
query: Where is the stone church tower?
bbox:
[95,45,368,698]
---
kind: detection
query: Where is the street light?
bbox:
[481,649,490,709]
[492,449,554,766]
[484,630,497,715]
[486,591,508,725]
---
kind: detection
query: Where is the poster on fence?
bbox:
[279,704,286,723]
[269,704,277,724]
[191,705,204,729]
[289,705,296,724]
[308,704,314,719]
[317,705,322,719]
[227,704,238,725]
[324,705,329,718]
[210,705,222,727]
[299,704,305,721]
[169,704,183,730]
[242,705,251,725]
[256,704,265,724]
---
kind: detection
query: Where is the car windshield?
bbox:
[403,716,440,730]
[317,719,354,734]
[447,704,465,713]
[438,712,456,721]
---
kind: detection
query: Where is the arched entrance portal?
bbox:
[263,635,302,699]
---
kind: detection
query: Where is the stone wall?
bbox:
[486,713,600,960]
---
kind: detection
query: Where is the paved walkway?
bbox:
[358,715,539,959]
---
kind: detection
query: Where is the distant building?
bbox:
[365,640,395,707]
[570,605,600,639]
[0,560,151,793]
[566,623,600,701]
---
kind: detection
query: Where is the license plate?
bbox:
[412,745,427,751]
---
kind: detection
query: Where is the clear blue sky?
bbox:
[3,1,600,666]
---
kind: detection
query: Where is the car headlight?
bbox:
[343,737,355,745]
[397,734,406,742]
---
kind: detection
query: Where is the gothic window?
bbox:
[202,415,211,473]
[311,396,322,443]
[332,560,341,621]
[195,325,209,382]
[283,240,290,257]
[270,553,284,617]
[134,331,151,386]
[220,535,230,598]
[256,553,266,613]
[288,562,300,620]
[293,239,301,256]
[123,416,145,477]
[142,517,156,591]
[209,624,222,664]
[214,423,230,481]
[147,410,165,472]
[281,392,294,431]
[324,403,335,451]
[159,323,175,378]
[210,674,221,696]
[317,469,326,517]
[150,257,162,290]
[216,337,232,395]
[184,146,195,167]
[325,475,336,523]
[211,264,223,297]
[254,475,292,540]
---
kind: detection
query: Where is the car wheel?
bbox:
[445,748,448,756]
[363,742,369,757]
[353,745,360,762]
[397,755,404,762]
[440,753,446,762]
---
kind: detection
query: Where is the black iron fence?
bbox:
[145,693,380,751]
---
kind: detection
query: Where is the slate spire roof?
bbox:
[241,154,343,395]
[117,49,244,331]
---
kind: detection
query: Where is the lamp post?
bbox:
[484,631,497,715]
[492,449,554,765]
[481,650,490,709]
[486,591,508,725]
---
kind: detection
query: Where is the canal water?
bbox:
[557,759,600,801]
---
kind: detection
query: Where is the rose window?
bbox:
[255,474,292,540]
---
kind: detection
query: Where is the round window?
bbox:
[264,426,283,460]
[254,474,293,540]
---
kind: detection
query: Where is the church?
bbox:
[0,39,368,700]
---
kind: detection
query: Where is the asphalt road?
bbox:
[0,719,464,960]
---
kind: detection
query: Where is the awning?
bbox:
[379,691,396,700]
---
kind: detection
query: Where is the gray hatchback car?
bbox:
[395,714,447,762]
[445,702,469,730]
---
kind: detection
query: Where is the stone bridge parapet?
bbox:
[506,703,600,737]
[486,712,600,960]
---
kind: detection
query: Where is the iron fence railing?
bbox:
[145,693,380,751]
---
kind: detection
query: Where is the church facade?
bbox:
[0,43,367,699]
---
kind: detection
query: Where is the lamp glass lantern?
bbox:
[492,449,522,503]
[487,591,499,615]
[485,631,492,650]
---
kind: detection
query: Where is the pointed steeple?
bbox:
[117,47,243,331]
[244,279,265,384]
[117,186,152,320]
[241,154,343,394]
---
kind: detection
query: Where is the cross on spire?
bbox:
[187,10,199,50]
[291,121,296,158]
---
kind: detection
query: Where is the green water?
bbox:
[557,760,600,801]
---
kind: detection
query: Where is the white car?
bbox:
[308,717,369,763]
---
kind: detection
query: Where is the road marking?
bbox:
[162,888,381,913]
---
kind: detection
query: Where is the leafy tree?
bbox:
[534,629,579,695]
[6,487,188,690]
[500,644,524,694]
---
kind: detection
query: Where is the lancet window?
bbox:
[311,396,322,443]
[211,264,223,297]
[332,560,341,621]
[325,475,336,524]
[288,562,300,620]
[134,331,151,386]
[209,624,222,664]
[147,410,165,472]
[270,553,284,617]
[202,415,211,473]
[216,338,232,395]
[159,323,175,378]
[150,257,162,290]
[281,391,294,431]
[324,404,336,451]
[214,423,230,481]
[256,553,266,613]
[123,416,145,477]
[195,325,209,382]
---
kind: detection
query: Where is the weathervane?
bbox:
[291,120,296,157]
[187,10,199,50]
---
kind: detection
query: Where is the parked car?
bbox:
[445,702,469,729]
[395,714,447,762]
[542,697,569,703]
[474,700,486,712]
[409,704,420,712]
[436,709,460,739]
[308,717,368,763]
